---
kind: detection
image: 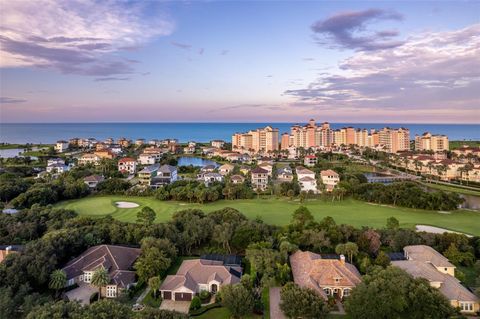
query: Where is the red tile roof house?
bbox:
[159,258,242,301]
[62,245,141,301]
[118,157,137,174]
[290,250,362,300]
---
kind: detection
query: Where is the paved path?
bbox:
[269,287,286,319]
[159,300,190,314]
[330,300,346,315]
[136,287,150,304]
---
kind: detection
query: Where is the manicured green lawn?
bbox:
[56,196,480,235]
[195,307,262,319]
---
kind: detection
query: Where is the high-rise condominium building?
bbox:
[232,126,279,153]
[378,127,410,153]
[283,119,333,149]
[415,133,449,152]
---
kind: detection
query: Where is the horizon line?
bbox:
[1,121,479,125]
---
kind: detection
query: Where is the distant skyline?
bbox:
[1,1,479,123]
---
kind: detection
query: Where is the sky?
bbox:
[0,0,479,123]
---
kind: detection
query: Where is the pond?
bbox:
[177,156,218,167]
[0,148,24,158]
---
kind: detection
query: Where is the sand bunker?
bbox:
[115,201,139,208]
[416,225,471,237]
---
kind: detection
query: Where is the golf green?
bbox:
[56,196,480,236]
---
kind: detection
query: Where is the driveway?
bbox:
[65,283,97,305]
[159,300,190,314]
[270,287,286,319]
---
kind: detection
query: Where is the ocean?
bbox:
[0,123,479,144]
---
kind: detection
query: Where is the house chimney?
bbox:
[340,254,345,264]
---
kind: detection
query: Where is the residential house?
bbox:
[202,172,224,186]
[138,164,160,185]
[83,175,104,189]
[239,166,251,175]
[184,145,196,154]
[143,147,164,160]
[251,167,269,191]
[211,140,225,148]
[151,165,178,186]
[258,163,273,176]
[290,250,362,300]
[296,167,317,193]
[55,140,69,153]
[94,150,116,160]
[304,155,317,167]
[219,163,235,176]
[46,158,70,173]
[135,139,145,146]
[230,175,245,184]
[0,245,23,263]
[117,138,131,148]
[159,256,242,301]
[201,165,217,173]
[62,245,141,300]
[109,144,122,154]
[393,245,479,314]
[78,153,101,166]
[118,157,137,174]
[277,167,293,182]
[320,170,340,192]
[138,153,156,165]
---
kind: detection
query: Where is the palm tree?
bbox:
[148,276,161,299]
[49,269,67,298]
[91,267,110,301]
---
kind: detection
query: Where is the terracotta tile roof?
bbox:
[290,250,361,299]
[83,175,104,182]
[118,157,136,163]
[320,169,339,177]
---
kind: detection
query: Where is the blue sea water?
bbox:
[0,123,479,144]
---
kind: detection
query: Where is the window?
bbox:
[343,289,350,297]
[444,268,448,272]
[84,272,92,283]
[323,288,330,296]
[106,286,117,298]
[460,302,473,311]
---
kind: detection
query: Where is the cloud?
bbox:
[0,97,27,104]
[311,8,403,51]
[220,49,229,55]
[94,77,130,82]
[198,48,204,55]
[171,41,192,50]
[286,24,480,115]
[0,0,174,76]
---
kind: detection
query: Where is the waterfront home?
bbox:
[118,158,137,174]
[46,162,70,174]
[138,153,156,165]
[78,138,97,149]
[55,140,69,153]
[290,250,361,300]
[142,147,164,160]
[320,170,340,192]
[63,245,141,301]
[138,164,160,185]
[148,139,159,146]
[183,146,196,154]
[304,155,317,167]
[251,167,269,191]
[117,138,131,148]
[160,256,242,301]
[201,147,216,156]
[83,175,104,189]
[0,245,23,263]
[211,140,225,148]
[393,245,479,314]
[78,153,101,166]
[200,165,216,173]
[94,150,116,160]
[296,166,317,193]
[230,174,245,184]
[202,172,224,186]
[277,167,293,182]
[219,163,235,176]
[108,144,122,154]
[152,165,178,186]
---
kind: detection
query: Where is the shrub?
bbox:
[190,296,201,311]
[200,290,211,303]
